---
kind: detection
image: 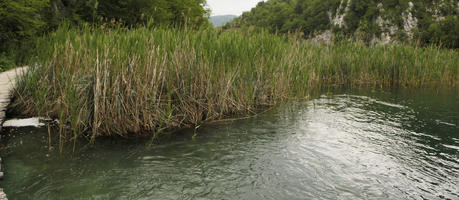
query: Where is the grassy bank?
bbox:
[8,25,459,142]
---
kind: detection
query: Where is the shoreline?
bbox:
[0,66,28,200]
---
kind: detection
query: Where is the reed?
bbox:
[9,25,459,141]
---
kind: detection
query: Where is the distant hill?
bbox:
[226,0,458,47]
[210,15,237,27]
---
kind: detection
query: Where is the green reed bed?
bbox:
[9,25,459,142]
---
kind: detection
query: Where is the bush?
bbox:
[0,53,15,72]
[418,16,459,48]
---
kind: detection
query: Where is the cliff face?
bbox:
[231,0,458,46]
[314,0,458,43]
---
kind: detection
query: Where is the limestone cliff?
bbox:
[230,0,458,46]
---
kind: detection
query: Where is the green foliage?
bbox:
[226,0,458,47]
[68,0,209,27]
[0,0,49,49]
[0,0,210,71]
[0,53,15,71]
[295,0,337,35]
[416,16,458,48]
[229,0,295,33]
[0,0,51,70]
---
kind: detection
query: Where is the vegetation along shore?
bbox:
[7,25,458,145]
[1,0,458,147]
[1,1,458,200]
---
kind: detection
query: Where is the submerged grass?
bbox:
[8,25,459,142]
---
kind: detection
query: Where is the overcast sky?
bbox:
[206,0,265,16]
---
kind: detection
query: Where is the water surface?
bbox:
[1,88,458,200]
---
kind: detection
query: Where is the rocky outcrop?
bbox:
[329,0,351,28]
[372,3,399,44]
[402,2,417,38]
[313,0,457,44]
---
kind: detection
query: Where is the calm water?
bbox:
[1,88,458,200]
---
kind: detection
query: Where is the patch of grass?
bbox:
[8,25,459,143]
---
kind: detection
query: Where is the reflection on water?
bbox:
[1,88,458,200]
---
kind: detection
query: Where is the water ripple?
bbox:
[2,89,458,199]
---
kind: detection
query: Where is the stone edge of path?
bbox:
[0,67,28,200]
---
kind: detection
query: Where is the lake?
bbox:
[1,88,458,200]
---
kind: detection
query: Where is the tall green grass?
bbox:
[9,25,459,142]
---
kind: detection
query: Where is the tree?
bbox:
[419,16,459,48]
[0,0,210,70]
[59,0,209,27]
[0,0,50,51]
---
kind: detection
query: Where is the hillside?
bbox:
[210,15,237,27]
[226,0,458,47]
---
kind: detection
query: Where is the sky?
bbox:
[206,0,265,16]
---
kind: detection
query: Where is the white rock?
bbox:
[2,117,47,128]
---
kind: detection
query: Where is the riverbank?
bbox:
[7,26,459,143]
